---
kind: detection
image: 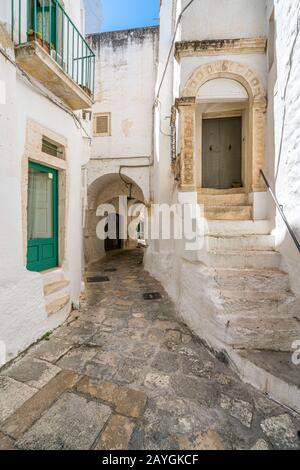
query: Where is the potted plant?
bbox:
[27,29,50,54]
[80,84,92,97]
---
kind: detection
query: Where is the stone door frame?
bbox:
[176,60,267,193]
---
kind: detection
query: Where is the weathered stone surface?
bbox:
[0,431,15,450]
[1,370,80,439]
[114,357,147,385]
[2,250,300,450]
[260,414,298,449]
[144,373,170,389]
[94,414,135,450]
[171,375,219,407]
[77,376,147,418]
[178,430,224,450]
[2,358,61,389]
[151,351,179,373]
[181,356,215,379]
[220,395,253,428]
[0,376,36,423]
[55,320,99,344]
[251,439,270,450]
[56,346,98,373]
[126,342,156,360]
[16,392,111,450]
[32,338,73,363]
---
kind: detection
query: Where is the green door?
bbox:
[27,161,58,272]
[31,1,57,47]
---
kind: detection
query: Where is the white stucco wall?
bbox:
[88,27,158,160]
[179,0,267,41]
[0,2,90,363]
[84,27,158,265]
[267,0,300,295]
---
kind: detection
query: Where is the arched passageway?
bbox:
[84,173,145,267]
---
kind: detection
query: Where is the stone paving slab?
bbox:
[2,357,61,389]
[0,376,37,423]
[0,431,15,450]
[16,392,111,450]
[77,376,147,418]
[56,346,99,373]
[94,414,135,450]
[1,370,80,439]
[31,337,74,363]
[1,250,300,450]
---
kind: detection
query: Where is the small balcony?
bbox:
[9,0,95,110]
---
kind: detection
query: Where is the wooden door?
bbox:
[27,161,58,272]
[202,117,242,189]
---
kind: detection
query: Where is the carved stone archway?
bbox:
[177,60,267,192]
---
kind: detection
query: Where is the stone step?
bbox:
[204,205,252,220]
[229,349,300,414]
[222,289,289,302]
[220,291,298,318]
[206,219,270,236]
[198,193,249,206]
[44,280,70,297]
[46,295,70,316]
[198,188,245,195]
[206,235,275,251]
[214,268,290,292]
[41,268,65,286]
[204,250,281,269]
[222,316,300,352]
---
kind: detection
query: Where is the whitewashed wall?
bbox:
[145,0,270,311]
[89,27,158,160]
[180,0,266,41]
[84,27,158,265]
[0,3,89,363]
[267,0,300,295]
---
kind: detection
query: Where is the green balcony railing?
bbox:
[10,0,95,100]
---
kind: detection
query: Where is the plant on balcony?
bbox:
[79,84,92,98]
[27,29,50,54]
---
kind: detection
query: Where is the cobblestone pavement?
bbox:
[1,249,300,450]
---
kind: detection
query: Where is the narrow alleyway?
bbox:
[0,249,300,450]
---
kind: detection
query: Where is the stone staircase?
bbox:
[42,268,71,317]
[198,188,252,220]
[183,190,300,353]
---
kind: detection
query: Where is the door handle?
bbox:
[209,145,213,151]
[228,144,232,151]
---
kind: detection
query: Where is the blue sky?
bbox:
[84,0,160,34]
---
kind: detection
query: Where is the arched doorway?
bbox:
[177,60,267,194]
[84,173,145,267]
[197,78,249,190]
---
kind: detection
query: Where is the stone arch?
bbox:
[183,60,266,106]
[84,173,145,265]
[178,60,267,191]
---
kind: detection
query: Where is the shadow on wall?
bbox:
[84,173,145,267]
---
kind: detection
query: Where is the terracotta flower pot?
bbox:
[27,32,50,54]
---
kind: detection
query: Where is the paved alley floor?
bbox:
[0,249,300,450]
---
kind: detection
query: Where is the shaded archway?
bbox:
[84,173,145,266]
[177,60,267,192]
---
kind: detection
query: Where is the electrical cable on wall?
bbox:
[0,45,92,141]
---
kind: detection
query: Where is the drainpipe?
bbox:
[119,0,196,199]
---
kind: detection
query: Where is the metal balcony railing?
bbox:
[9,0,95,99]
